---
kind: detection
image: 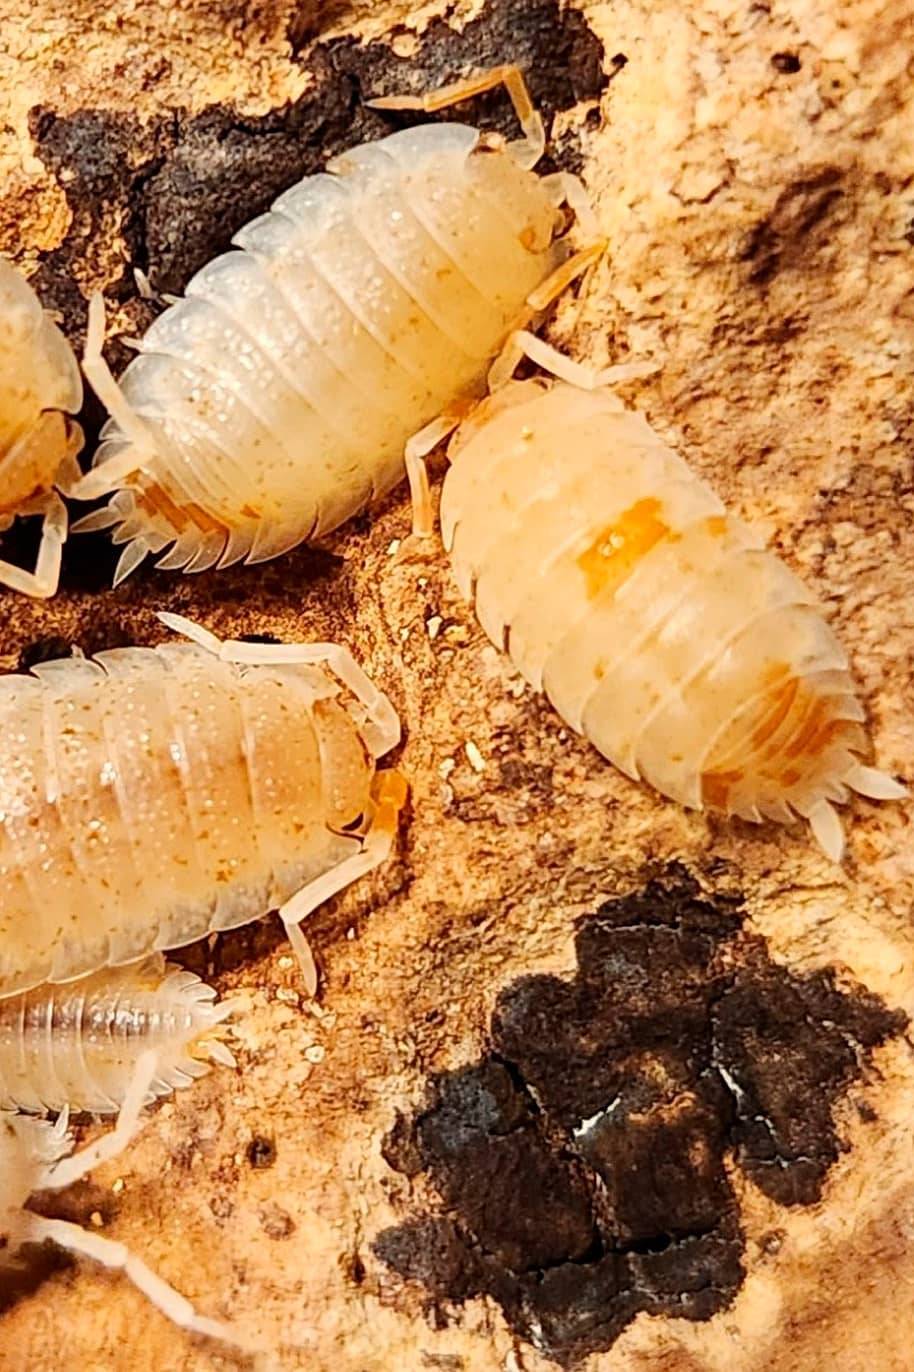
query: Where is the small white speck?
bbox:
[90,1211,104,1228]
[346,927,356,941]
[399,627,410,641]
[417,576,428,589]
[427,615,443,640]
[278,955,295,970]
[572,1098,619,1139]
[305,1044,325,1064]
[276,988,300,1007]
[465,741,486,772]
[387,539,401,556]
[111,1177,125,1195]
[438,756,456,779]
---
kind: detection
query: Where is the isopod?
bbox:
[439,365,907,860]
[0,954,237,1115]
[0,613,405,998]
[1,1050,247,1347]
[0,256,83,598]
[69,65,602,583]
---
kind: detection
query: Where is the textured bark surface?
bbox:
[1,1,913,1369]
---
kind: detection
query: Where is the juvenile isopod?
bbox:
[69,65,602,583]
[0,614,406,998]
[1,1051,247,1347]
[0,954,237,1115]
[438,361,906,860]
[0,256,84,598]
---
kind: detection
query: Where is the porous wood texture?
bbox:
[0,1,912,1370]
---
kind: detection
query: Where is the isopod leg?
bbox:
[277,769,408,994]
[541,170,602,238]
[0,490,67,598]
[41,1049,157,1191]
[157,611,223,654]
[523,239,607,315]
[488,329,659,393]
[368,63,545,171]
[159,614,402,758]
[75,292,154,488]
[404,412,462,538]
[30,1217,244,1349]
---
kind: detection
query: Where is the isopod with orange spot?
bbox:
[438,363,906,860]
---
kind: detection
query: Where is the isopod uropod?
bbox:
[0,613,405,998]
[1,1051,245,1347]
[439,369,906,859]
[0,954,237,1115]
[70,65,602,583]
[0,257,84,598]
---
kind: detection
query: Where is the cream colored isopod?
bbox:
[440,374,906,860]
[0,256,84,598]
[70,66,601,583]
[0,954,238,1115]
[0,613,405,998]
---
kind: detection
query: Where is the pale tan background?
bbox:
[0,0,913,1369]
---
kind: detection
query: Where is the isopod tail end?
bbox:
[846,762,908,801]
[807,799,845,863]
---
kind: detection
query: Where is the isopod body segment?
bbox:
[0,257,84,598]
[0,615,405,998]
[440,379,906,859]
[0,954,237,1115]
[72,66,601,583]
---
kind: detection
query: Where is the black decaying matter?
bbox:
[375,875,906,1365]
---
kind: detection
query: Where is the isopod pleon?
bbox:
[0,257,83,598]
[1,1050,248,1347]
[69,65,602,583]
[0,613,406,998]
[0,954,237,1115]
[439,368,906,859]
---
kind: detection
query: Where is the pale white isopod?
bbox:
[69,65,602,584]
[0,257,84,598]
[0,954,238,1115]
[0,613,406,999]
[440,372,907,860]
[1,1051,249,1348]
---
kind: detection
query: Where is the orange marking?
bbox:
[784,696,832,759]
[750,675,800,750]
[136,483,227,536]
[705,515,728,537]
[370,768,410,834]
[577,498,669,600]
[701,767,743,811]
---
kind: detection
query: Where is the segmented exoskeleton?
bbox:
[0,614,405,997]
[0,257,83,598]
[0,955,237,1115]
[70,66,602,582]
[440,375,906,859]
